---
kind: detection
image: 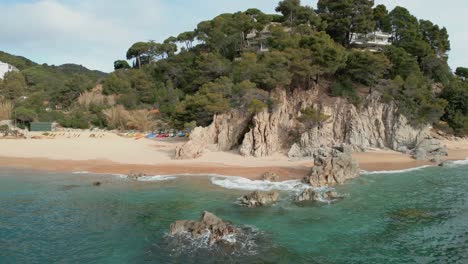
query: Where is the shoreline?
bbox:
[0,132,467,181]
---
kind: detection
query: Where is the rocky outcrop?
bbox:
[303,146,360,187]
[412,136,448,162]
[175,86,446,162]
[175,111,250,159]
[169,211,237,245]
[295,189,342,202]
[238,191,279,207]
[261,172,280,182]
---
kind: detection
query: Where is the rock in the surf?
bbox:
[238,191,279,207]
[295,189,342,202]
[303,146,360,187]
[92,181,101,186]
[128,171,146,180]
[169,211,237,245]
[261,171,280,182]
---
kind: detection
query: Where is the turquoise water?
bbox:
[0,164,467,263]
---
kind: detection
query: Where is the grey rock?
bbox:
[303,146,360,187]
[169,211,237,245]
[261,171,280,182]
[295,189,342,202]
[238,191,279,207]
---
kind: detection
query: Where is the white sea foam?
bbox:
[210,176,312,192]
[136,175,177,182]
[449,158,468,166]
[361,165,433,175]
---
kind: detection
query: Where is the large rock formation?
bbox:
[175,86,446,162]
[175,111,250,159]
[303,146,360,187]
[169,211,237,245]
[238,191,279,207]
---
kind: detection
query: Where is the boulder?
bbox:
[169,211,237,245]
[303,146,360,187]
[261,171,280,182]
[128,171,146,180]
[238,191,279,207]
[295,189,342,202]
[412,136,448,163]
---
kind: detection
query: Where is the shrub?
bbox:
[298,106,330,127]
[126,109,156,132]
[330,79,361,106]
[102,105,129,130]
[247,98,267,114]
[0,99,13,120]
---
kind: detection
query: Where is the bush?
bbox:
[247,99,267,114]
[0,99,13,120]
[102,105,129,130]
[126,109,156,132]
[330,79,361,106]
[298,106,330,127]
[58,111,90,129]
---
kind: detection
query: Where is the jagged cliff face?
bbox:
[175,86,446,162]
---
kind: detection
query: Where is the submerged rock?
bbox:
[169,211,237,245]
[92,181,101,187]
[295,189,342,202]
[238,191,280,207]
[303,146,360,187]
[261,172,280,182]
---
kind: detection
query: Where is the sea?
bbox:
[0,161,467,263]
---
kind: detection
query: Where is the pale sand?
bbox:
[0,132,466,180]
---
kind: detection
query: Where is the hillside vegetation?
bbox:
[0,0,466,135]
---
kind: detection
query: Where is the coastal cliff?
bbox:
[175,85,447,163]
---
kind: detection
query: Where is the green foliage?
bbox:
[298,106,330,127]
[58,110,90,129]
[275,0,321,27]
[373,4,391,32]
[455,67,468,79]
[299,31,347,76]
[14,106,37,123]
[330,79,361,106]
[0,71,27,100]
[247,98,267,114]
[317,0,375,46]
[0,51,36,70]
[441,81,468,135]
[114,60,130,70]
[384,46,421,79]
[342,50,390,86]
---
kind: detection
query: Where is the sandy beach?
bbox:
[0,131,467,180]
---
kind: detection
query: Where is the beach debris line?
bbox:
[169,211,237,245]
[238,191,280,207]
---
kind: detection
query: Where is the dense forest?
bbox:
[0,0,466,135]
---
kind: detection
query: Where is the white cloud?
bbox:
[0,0,165,71]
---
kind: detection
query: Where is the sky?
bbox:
[0,0,466,72]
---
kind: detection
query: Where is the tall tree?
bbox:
[114,60,130,70]
[317,0,375,46]
[373,4,391,32]
[126,42,153,68]
[276,0,321,27]
[0,71,27,100]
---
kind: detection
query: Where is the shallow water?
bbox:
[0,164,467,263]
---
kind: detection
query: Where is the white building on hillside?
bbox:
[350,31,392,52]
[0,61,19,79]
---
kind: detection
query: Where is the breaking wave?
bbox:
[210,176,311,192]
[360,165,433,175]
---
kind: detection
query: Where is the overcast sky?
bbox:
[0,0,466,72]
